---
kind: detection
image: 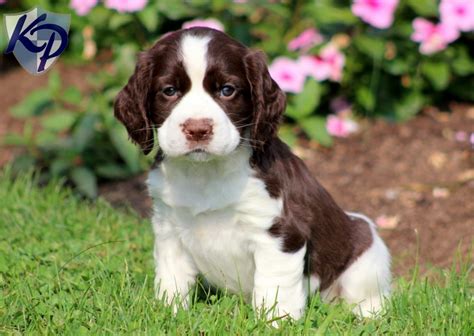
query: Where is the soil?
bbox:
[1,63,473,277]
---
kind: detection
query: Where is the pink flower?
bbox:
[105,0,148,13]
[288,28,324,52]
[326,114,358,137]
[454,131,468,142]
[298,44,345,82]
[0,0,6,4]
[351,0,399,29]
[268,57,306,93]
[70,0,98,16]
[375,215,399,229]
[182,18,224,32]
[440,0,474,32]
[411,18,459,55]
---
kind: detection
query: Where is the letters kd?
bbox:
[4,8,70,75]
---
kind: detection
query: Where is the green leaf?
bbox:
[137,7,160,32]
[385,58,410,75]
[36,130,58,147]
[11,155,36,174]
[114,44,138,78]
[70,167,97,198]
[157,2,195,20]
[10,89,52,118]
[50,159,72,177]
[300,116,333,147]
[62,87,82,105]
[41,112,77,132]
[451,47,473,76]
[356,87,376,112]
[109,14,133,30]
[88,6,111,27]
[421,62,450,90]
[3,133,28,146]
[73,114,98,152]
[286,79,322,120]
[48,71,61,96]
[308,4,358,25]
[394,91,425,121]
[108,123,142,173]
[354,35,385,60]
[406,0,438,16]
[278,125,298,147]
[96,164,130,179]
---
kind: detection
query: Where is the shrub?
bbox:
[5,60,149,198]
[3,0,473,196]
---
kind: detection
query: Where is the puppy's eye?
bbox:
[219,85,235,98]
[163,86,177,97]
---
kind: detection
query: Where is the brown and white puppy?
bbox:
[114,27,391,319]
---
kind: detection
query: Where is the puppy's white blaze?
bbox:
[180,34,210,89]
[157,34,240,159]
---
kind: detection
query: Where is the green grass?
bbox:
[0,170,472,335]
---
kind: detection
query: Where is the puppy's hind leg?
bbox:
[338,228,391,317]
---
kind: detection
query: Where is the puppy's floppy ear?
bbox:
[114,52,154,154]
[244,51,286,149]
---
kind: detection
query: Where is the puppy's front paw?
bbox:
[154,278,190,313]
[253,295,305,323]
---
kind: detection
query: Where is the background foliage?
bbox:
[1,0,473,196]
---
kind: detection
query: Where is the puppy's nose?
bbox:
[182,118,213,142]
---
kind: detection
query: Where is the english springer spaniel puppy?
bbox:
[114,27,391,320]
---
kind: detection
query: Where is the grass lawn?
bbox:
[0,170,472,335]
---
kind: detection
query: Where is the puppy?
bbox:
[114,27,391,319]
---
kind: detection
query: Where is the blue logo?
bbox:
[4,7,70,75]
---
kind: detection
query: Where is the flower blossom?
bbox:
[351,0,399,29]
[411,18,459,55]
[70,0,98,16]
[268,57,306,93]
[298,44,345,82]
[375,215,399,229]
[288,28,324,52]
[440,0,474,32]
[182,18,224,32]
[105,0,148,13]
[326,114,358,137]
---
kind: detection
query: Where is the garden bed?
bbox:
[1,64,473,277]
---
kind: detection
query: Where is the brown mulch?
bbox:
[1,64,473,277]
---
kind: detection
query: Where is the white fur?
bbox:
[148,146,307,318]
[157,34,240,159]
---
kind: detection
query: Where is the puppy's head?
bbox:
[114,28,286,161]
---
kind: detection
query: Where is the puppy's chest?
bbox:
[148,160,282,294]
[182,211,256,295]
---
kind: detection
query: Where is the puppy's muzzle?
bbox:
[181,118,214,143]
